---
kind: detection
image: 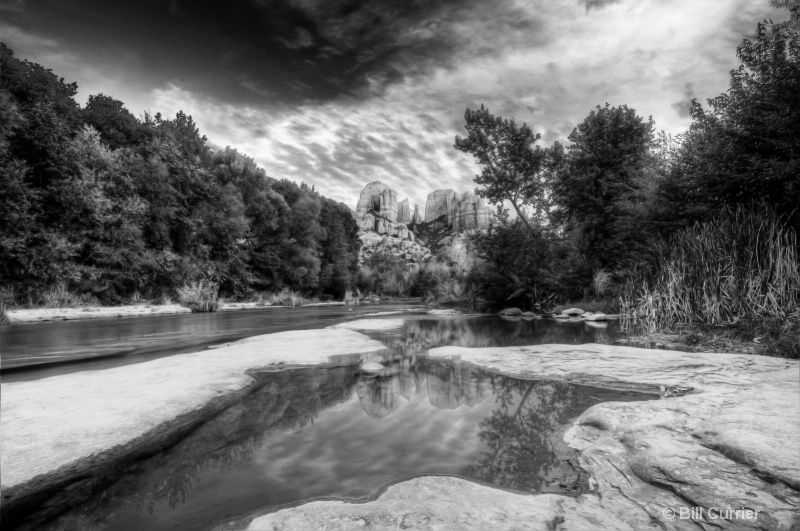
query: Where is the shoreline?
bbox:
[3,299,421,324]
[2,318,797,530]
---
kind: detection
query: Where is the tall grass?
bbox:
[177,280,220,312]
[620,206,799,356]
[254,288,312,307]
[39,282,99,308]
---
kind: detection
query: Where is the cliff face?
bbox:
[424,189,457,223]
[450,192,494,232]
[354,181,492,270]
[356,181,397,223]
[397,199,412,224]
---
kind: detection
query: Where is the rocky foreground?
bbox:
[244,342,800,530]
[2,320,798,530]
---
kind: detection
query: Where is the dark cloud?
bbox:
[2,0,523,105]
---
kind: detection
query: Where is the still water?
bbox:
[3,310,641,530]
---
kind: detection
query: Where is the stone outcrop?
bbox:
[245,342,800,530]
[412,204,423,224]
[355,181,397,223]
[450,191,494,232]
[358,232,431,270]
[0,328,388,523]
[424,189,457,223]
[397,198,412,223]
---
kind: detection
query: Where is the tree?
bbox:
[551,104,656,270]
[454,105,551,231]
[663,4,800,227]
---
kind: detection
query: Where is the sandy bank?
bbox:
[4,302,293,323]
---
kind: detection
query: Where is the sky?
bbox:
[0,0,783,210]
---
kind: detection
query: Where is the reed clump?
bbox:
[620,205,799,357]
[255,288,311,307]
[177,280,220,312]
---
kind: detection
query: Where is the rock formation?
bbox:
[356,181,397,223]
[450,192,494,232]
[424,189,457,223]
[354,182,493,270]
[412,204,423,224]
[397,198,412,223]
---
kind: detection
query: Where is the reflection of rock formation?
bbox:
[424,189,457,223]
[356,376,404,418]
[425,361,487,409]
[450,192,494,232]
[397,198,412,223]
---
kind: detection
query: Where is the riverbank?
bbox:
[3,318,797,529]
[240,340,799,530]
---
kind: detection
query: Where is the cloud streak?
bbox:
[1,0,783,209]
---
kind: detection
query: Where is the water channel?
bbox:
[1,306,654,530]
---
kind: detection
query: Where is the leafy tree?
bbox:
[663,4,800,227]
[551,104,656,270]
[83,94,149,149]
[454,105,551,231]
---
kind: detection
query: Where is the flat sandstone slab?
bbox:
[254,344,799,530]
[0,328,385,489]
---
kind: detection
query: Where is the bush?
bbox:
[177,280,220,312]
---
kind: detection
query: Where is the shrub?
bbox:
[177,280,220,312]
[39,282,98,308]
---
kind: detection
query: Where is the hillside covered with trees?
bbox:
[0,43,360,305]
[457,3,798,356]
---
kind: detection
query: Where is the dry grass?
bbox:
[592,270,612,297]
[177,280,220,312]
[39,282,99,308]
[254,288,312,307]
[620,206,799,357]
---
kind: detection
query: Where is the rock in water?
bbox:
[561,307,585,316]
[397,198,412,223]
[584,313,607,321]
[424,189,457,223]
[450,191,494,231]
[499,307,523,316]
[360,362,385,374]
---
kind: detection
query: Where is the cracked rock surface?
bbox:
[247,344,799,530]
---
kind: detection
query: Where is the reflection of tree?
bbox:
[400,317,619,352]
[461,374,580,492]
[45,367,358,529]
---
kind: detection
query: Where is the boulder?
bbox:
[424,189,457,223]
[498,307,522,316]
[360,362,386,374]
[521,312,540,320]
[561,307,584,316]
[584,313,608,321]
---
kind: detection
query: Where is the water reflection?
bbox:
[34,355,650,531]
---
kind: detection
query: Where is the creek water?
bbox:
[2,309,651,530]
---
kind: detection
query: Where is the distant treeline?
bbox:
[0,43,359,303]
